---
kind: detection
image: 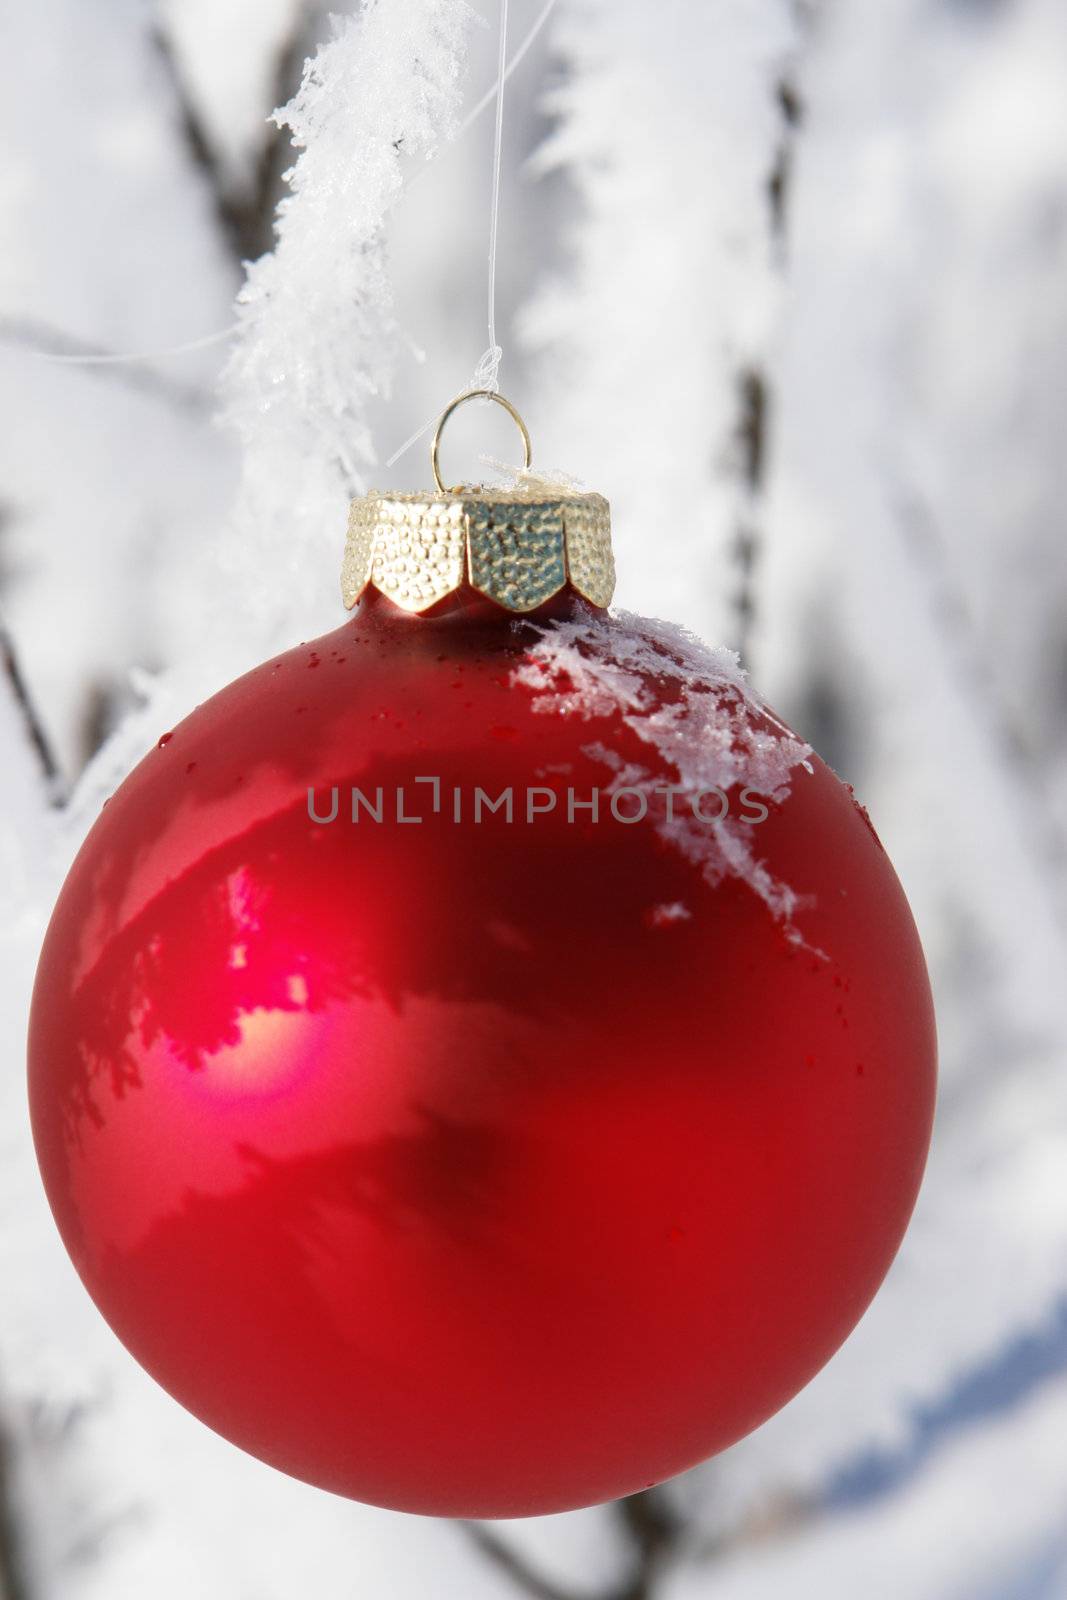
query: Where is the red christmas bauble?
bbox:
[29,586,935,1517]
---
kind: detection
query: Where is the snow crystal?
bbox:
[647,901,692,926]
[514,608,812,927]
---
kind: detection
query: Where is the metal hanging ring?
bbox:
[431,389,533,495]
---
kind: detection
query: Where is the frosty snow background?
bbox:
[1,0,1066,1596]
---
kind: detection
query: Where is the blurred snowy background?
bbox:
[2,0,1066,1595]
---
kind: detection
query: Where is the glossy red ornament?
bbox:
[29,585,935,1518]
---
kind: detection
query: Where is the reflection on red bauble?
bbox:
[29,587,935,1517]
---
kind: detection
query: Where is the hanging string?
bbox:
[457,0,555,139]
[480,0,509,394]
[6,0,554,395]
[386,0,522,469]
[1,320,237,366]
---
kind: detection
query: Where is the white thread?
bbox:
[456,0,556,140]
[388,0,552,471]
[8,322,238,366]
[8,0,556,400]
[479,0,509,395]
[387,0,510,472]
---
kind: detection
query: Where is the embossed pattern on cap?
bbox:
[343,487,614,614]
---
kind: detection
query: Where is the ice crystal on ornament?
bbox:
[515,609,812,925]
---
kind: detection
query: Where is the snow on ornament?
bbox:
[28,392,936,1517]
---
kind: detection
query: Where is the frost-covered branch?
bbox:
[209,0,474,654]
[524,0,802,656]
[894,488,1067,927]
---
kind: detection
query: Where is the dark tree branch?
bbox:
[737,366,768,495]
[1,609,64,804]
[0,1418,29,1600]
[767,77,803,242]
[729,71,805,668]
[461,1485,688,1600]
[152,13,315,267]
[0,16,321,390]
[730,364,769,667]
[462,1523,577,1600]
[612,1488,687,1600]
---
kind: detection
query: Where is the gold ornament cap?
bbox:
[343,391,614,615]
